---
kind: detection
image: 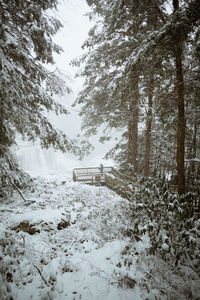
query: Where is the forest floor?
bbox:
[0,174,199,300]
[0,174,154,300]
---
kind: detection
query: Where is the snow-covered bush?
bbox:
[0,231,25,300]
[128,176,200,291]
[0,146,31,199]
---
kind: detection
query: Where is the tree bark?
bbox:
[186,122,198,190]
[173,0,185,195]
[144,77,153,177]
[128,77,139,173]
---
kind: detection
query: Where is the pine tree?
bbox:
[172,0,186,195]
[78,0,200,195]
[73,0,167,175]
[125,0,200,193]
[0,0,82,192]
[128,75,139,173]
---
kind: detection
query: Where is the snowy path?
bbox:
[0,177,150,300]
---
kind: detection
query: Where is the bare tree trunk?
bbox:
[128,77,139,173]
[173,0,185,195]
[144,78,153,177]
[186,122,198,190]
[0,4,3,39]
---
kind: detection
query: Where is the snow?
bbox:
[161,243,169,252]
[1,172,200,299]
[0,174,152,300]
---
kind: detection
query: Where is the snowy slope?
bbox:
[0,176,152,300]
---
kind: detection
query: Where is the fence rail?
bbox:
[72,167,200,214]
[73,166,132,199]
[73,166,112,184]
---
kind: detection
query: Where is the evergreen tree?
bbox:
[125,0,200,193]
[76,0,200,195]
[0,0,74,151]
[0,0,84,192]
[73,0,167,174]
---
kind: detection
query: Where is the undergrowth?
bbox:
[0,146,32,199]
[127,176,200,298]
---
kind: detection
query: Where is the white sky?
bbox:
[50,0,120,166]
[48,0,91,137]
[53,0,91,88]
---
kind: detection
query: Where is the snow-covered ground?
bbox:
[0,175,154,300]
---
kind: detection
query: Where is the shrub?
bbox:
[129,176,200,276]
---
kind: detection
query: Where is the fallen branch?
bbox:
[144,271,157,281]
[33,264,49,286]
[33,266,52,300]
[9,178,26,202]
[33,264,63,294]
[184,248,197,273]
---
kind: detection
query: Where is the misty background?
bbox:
[15,0,120,177]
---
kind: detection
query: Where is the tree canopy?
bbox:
[0,0,90,192]
[0,0,75,151]
[74,0,200,195]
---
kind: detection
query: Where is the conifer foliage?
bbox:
[127,176,200,297]
[0,0,79,193]
[75,0,200,195]
[0,0,73,150]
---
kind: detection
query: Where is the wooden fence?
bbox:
[73,166,132,200]
[73,167,200,214]
[73,166,112,184]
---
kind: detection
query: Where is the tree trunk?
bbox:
[173,0,185,195]
[0,4,3,39]
[144,77,153,177]
[128,77,139,173]
[186,122,198,190]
